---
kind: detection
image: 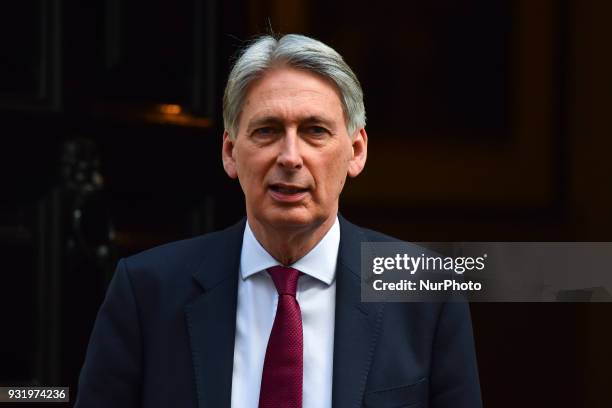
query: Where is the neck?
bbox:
[248,214,337,265]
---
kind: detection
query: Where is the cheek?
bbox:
[316,154,350,194]
[235,151,271,191]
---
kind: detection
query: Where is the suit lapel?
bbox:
[185,219,245,408]
[184,216,384,407]
[332,216,385,408]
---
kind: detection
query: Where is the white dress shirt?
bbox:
[230,217,339,408]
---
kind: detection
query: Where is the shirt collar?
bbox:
[240,216,340,286]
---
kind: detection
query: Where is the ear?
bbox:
[347,128,368,178]
[222,130,238,179]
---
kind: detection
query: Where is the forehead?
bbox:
[240,66,345,126]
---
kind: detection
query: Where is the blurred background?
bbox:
[0,0,610,406]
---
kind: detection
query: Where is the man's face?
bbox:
[222,66,367,232]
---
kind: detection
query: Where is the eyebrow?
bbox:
[301,115,335,128]
[246,116,284,133]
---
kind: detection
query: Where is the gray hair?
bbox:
[222,34,366,139]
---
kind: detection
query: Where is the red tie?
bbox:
[259,266,303,408]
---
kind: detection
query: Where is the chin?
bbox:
[261,208,319,230]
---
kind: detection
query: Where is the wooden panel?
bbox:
[341,0,560,208]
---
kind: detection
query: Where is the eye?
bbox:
[254,127,276,135]
[251,126,281,141]
[306,126,328,136]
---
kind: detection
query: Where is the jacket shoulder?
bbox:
[339,215,402,243]
[358,226,402,243]
[120,219,245,283]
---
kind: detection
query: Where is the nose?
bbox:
[276,131,303,170]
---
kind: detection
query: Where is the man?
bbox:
[75,34,481,407]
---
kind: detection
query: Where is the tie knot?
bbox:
[267,266,301,296]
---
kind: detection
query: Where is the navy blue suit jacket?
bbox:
[75,216,482,407]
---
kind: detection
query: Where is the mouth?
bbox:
[268,183,310,203]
